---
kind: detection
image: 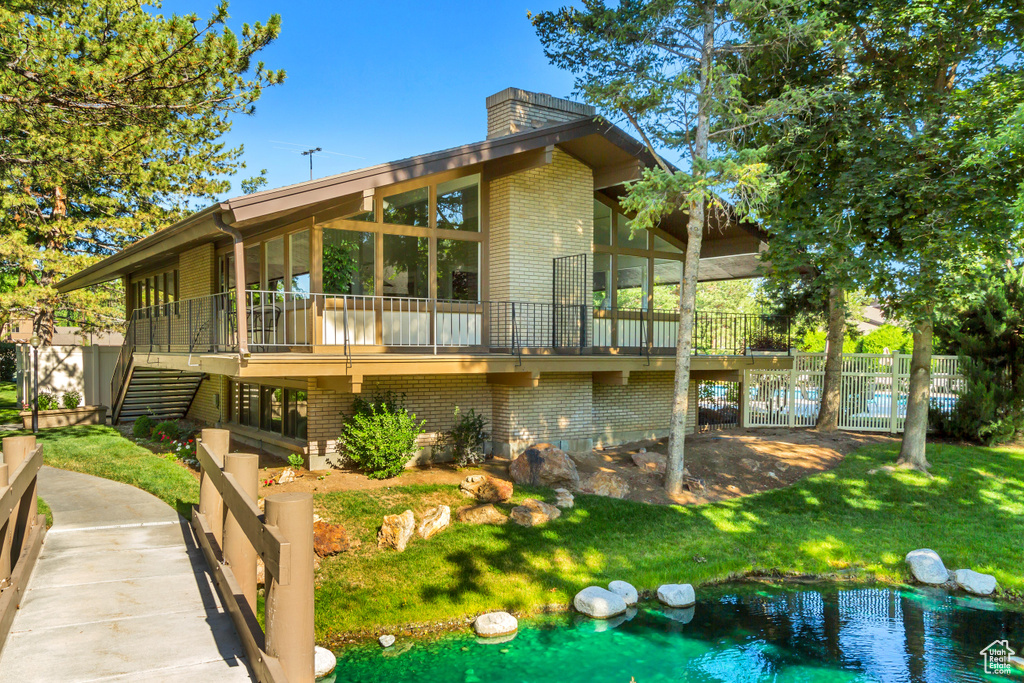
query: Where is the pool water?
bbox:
[328,584,1024,682]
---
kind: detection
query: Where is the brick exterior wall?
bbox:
[491,372,594,455]
[486,88,594,139]
[591,372,697,446]
[178,243,216,300]
[187,373,225,425]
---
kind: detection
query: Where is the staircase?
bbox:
[113,366,205,423]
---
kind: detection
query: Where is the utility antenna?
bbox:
[300,147,322,180]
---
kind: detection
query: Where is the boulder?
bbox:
[509,444,579,489]
[510,498,561,527]
[314,646,337,678]
[632,451,667,474]
[474,611,518,637]
[313,521,351,557]
[554,488,575,508]
[456,504,508,525]
[377,510,415,551]
[953,568,997,596]
[379,635,396,648]
[460,475,514,503]
[905,549,951,585]
[608,580,639,606]
[574,586,628,618]
[657,583,696,608]
[580,472,630,499]
[417,505,451,540]
[278,469,296,484]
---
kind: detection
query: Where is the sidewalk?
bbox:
[0,466,252,682]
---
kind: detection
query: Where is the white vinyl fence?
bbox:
[742,352,962,433]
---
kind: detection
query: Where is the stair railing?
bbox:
[110,313,137,422]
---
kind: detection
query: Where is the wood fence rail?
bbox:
[0,435,47,655]
[192,429,314,683]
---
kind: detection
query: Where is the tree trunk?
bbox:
[665,11,713,496]
[898,315,933,470]
[816,287,845,431]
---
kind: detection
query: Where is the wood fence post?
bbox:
[787,362,797,428]
[0,463,10,586]
[265,492,314,683]
[199,429,230,548]
[2,436,36,557]
[222,452,259,613]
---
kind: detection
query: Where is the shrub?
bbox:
[858,324,912,354]
[338,392,425,479]
[62,390,82,410]
[36,392,57,411]
[439,406,488,467]
[152,420,180,442]
[0,342,14,382]
[800,328,859,353]
[132,414,154,438]
[287,453,304,470]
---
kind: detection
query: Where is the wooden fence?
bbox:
[192,429,314,683]
[0,436,47,654]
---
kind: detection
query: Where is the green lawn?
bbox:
[0,381,19,424]
[23,425,199,517]
[312,442,1024,641]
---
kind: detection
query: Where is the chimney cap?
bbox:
[485,87,595,117]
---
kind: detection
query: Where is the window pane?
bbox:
[653,233,683,254]
[153,272,163,307]
[266,237,285,293]
[261,386,283,434]
[653,258,683,310]
[220,253,236,293]
[289,230,311,294]
[618,217,647,249]
[165,272,176,303]
[594,201,612,246]
[347,207,374,222]
[437,239,479,301]
[244,246,261,290]
[382,234,429,298]
[437,176,479,232]
[617,254,649,309]
[382,187,429,227]
[323,229,374,295]
[286,389,307,439]
[593,253,612,309]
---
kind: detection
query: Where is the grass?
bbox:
[38,498,52,528]
[311,442,1024,641]
[22,425,199,517]
[0,381,19,424]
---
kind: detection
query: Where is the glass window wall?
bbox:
[436,239,479,301]
[436,176,479,232]
[383,187,429,226]
[383,234,429,298]
[323,228,374,295]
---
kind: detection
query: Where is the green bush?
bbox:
[338,392,425,479]
[132,414,154,438]
[800,328,859,353]
[152,420,180,442]
[62,390,82,410]
[857,324,912,354]
[36,392,57,410]
[287,453,304,470]
[439,406,488,467]
[0,342,14,382]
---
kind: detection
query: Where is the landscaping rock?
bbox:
[278,469,296,484]
[510,498,561,526]
[905,549,951,585]
[657,583,696,608]
[313,521,350,557]
[379,635,396,648]
[554,487,575,508]
[632,451,667,474]
[509,444,580,489]
[457,504,508,525]
[580,472,630,499]
[954,568,997,596]
[740,458,760,472]
[377,510,415,551]
[417,505,451,540]
[608,580,639,606]
[474,611,518,637]
[314,645,337,678]
[460,474,514,503]
[574,586,628,619]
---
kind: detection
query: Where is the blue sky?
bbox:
[160,0,580,196]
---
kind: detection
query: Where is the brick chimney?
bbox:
[485,88,595,139]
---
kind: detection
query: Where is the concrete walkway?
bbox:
[0,467,253,682]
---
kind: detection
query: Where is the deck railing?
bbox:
[123,290,791,357]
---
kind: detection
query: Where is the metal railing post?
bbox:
[223,452,259,613]
[265,492,314,683]
[432,298,438,355]
[198,428,230,548]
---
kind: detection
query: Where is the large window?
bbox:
[593,253,612,309]
[289,230,310,294]
[436,175,480,232]
[437,239,479,300]
[229,380,307,440]
[266,237,285,293]
[616,255,649,310]
[131,268,178,311]
[244,245,261,290]
[594,200,612,246]
[323,228,374,295]
[383,187,429,227]
[653,259,683,310]
[383,234,429,298]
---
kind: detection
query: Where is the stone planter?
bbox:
[20,406,107,429]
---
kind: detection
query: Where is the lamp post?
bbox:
[29,334,40,434]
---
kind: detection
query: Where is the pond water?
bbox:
[328,584,1024,683]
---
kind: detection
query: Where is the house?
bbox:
[57,88,792,468]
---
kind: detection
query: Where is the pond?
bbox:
[327,583,1024,682]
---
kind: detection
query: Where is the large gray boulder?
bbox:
[574,586,628,618]
[953,568,997,596]
[474,611,518,637]
[608,580,639,606]
[657,583,696,608]
[905,549,951,585]
[509,444,580,489]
